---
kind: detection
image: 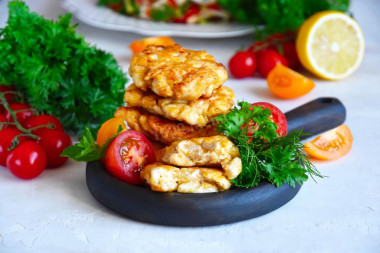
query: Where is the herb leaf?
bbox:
[0,1,127,135]
[215,102,323,188]
[61,125,123,162]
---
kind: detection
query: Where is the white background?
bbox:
[1,0,380,252]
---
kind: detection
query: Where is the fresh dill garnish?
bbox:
[215,101,323,188]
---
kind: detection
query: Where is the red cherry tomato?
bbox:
[0,128,23,166]
[251,102,288,137]
[0,85,16,114]
[0,114,7,130]
[104,131,156,184]
[5,103,34,124]
[259,49,289,78]
[24,115,63,132]
[282,41,301,70]
[248,42,276,63]
[36,129,72,167]
[229,51,257,78]
[6,141,47,180]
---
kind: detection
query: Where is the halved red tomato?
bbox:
[104,131,156,184]
[251,102,288,137]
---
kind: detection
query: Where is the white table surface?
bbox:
[1,0,380,252]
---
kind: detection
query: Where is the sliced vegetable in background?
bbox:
[267,64,315,99]
[304,124,353,160]
[129,36,175,54]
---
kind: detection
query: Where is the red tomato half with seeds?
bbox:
[104,131,156,184]
[251,102,288,137]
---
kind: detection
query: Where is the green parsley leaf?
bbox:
[215,102,323,188]
[0,1,127,135]
[61,125,123,162]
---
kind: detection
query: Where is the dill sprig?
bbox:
[215,101,323,188]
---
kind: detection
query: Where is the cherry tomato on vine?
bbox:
[248,41,276,63]
[6,141,47,179]
[104,131,156,184]
[229,51,257,78]
[0,114,7,130]
[36,129,72,167]
[0,128,24,166]
[0,85,16,114]
[282,41,301,70]
[251,102,288,137]
[24,114,63,132]
[5,103,34,124]
[259,49,289,78]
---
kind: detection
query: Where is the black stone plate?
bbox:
[86,97,346,227]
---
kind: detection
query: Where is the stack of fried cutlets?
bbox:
[115,44,241,193]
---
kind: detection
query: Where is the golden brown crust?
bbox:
[114,106,218,145]
[129,44,228,100]
[124,84,235,127]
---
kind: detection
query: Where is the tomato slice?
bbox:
[96,117,127,147]
[267,64,315,99]
[304,125,353,160]
[129,36,175,54]
[104,131,156,184]
[251,102,288,137]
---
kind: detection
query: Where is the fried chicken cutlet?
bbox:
[129,44,228,100]
[140,163,232,193]
[114,107,218,145]
[157,135,242,180]
[124,84,235,127]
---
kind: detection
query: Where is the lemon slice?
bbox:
[296,11,365,80]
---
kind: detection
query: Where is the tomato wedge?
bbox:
[304,124,353,160]
[96,117,127,147]
[104,131,156,184]
[129,36,175,54]
[251,102,288,137]
[267,64,315,99]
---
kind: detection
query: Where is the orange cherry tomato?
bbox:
[96,117,127,147]
[267,64,315,99]
[129,36,176,54]
[304,124,353,160]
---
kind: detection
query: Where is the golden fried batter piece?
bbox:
[129,44,228,100]
[124,84,235,127]
[114,107,218,145]
[158,135,242,180]
[140,163,232,193]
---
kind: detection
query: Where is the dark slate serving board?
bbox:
[86,97,346,227]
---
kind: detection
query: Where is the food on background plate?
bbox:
[158,135,242,180]
[129,44,228,100]
[267,64,315,99]
[296,11,365,80]
[129,36,176,54]
[0,1,127,134]
[304,124,353,160]
[114,107,218,144]
[141,163,232,193]
[99,0,230,24]
[124,84,235,127]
